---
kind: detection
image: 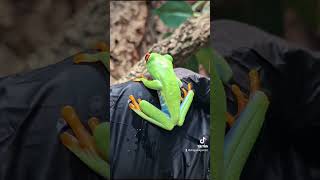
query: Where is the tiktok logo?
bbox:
[197,136,208,149]
[186,135,209,152]
[200,137,206,144]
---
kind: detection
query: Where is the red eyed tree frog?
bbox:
[128,52,194,131]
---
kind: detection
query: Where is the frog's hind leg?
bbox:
[178,83,194,126]
[224,91,269,180]
[129,95,174,131]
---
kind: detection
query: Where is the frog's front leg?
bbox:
[129,95,175,131]
[178,83,194,126]
[133,77,162,90]
[73,42,109,70]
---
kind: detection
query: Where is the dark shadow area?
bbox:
[213,0,320,51]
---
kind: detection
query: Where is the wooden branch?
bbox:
[114,13,210,85]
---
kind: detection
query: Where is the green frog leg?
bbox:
[133,77,163,90]
[129,95,175,131]
[73,42,109,71]
[177,83,194,126]
[224,91,269,180]
[129,80,194,130]
[224,69,269,180]
[88,118,109,163]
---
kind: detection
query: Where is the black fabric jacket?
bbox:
[213,20,320,180]
[0,53,108,180]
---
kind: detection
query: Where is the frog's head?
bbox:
[144,53,173,77]
[145,52,173,63]
[144,52,173,77]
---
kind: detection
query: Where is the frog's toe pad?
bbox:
[129,103,136,110]
[249,69,260,93]
[132,78,142,82]
[129,95,141,110]
[181,88,187,98]
[188,83,192,91]
[88,117,100,133]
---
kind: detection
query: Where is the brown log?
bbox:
[114,13,210,85]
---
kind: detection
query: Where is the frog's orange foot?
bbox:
[180,83,193,101]
[94,42,109,52]
[181,88,187,100]
[188,83,192,91]
[60,105,97,152]
[129,95,141,110]
[227,69,261,127]
[226,112,235,127]
[249,69,260,94]
[88,117,101,133]
[73,42,109,65]
[132,78,141,82]
[231,84,248,115]
[73,53,86,64]
[132,74,145,82]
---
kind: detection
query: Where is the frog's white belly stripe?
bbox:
[158,91,170,117]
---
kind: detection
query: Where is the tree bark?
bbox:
[114,13,210,85]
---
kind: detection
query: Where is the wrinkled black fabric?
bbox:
[0,52,108,180]
[110,68,210,179]
[212,20,320,180]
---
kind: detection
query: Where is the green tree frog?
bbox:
[128,52,194,131]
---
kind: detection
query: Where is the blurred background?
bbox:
[0,0,107,77]
[0,0,209,83]
[214,0,320,51]
[2,0,317,80]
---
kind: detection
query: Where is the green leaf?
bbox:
[209,47,227,180]
[195,47,212,74]
[153,1,193,28]
[180,54,199,72]
[212,49,233,83]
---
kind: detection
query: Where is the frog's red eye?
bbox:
[145,53,150,62]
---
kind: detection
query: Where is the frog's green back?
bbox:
[146,53,181,122]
